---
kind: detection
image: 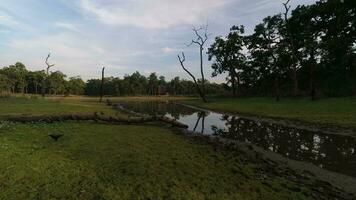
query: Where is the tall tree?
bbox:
[178,52,207,102]
[43,53,55,96]
[178,25,209,102]
[188,26,209,95]
[289,5,322,100]
[248,15,285,101]
[208,25,247,96]
[282,0,301,96]
[148,73,159,95]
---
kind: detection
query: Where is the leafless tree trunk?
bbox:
[188,26,209,95]
[45,53,55,76]
[178,52,207,102]
[42,53,55,97]
[99,67,105,102]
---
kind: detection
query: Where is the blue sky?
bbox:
[0,0,315,82]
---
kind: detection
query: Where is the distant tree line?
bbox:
[0,62,84,95]
[208,0,355,99]
[0,63,224,96]
[85,71,224,96]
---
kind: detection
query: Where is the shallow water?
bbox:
[117,101,356,178]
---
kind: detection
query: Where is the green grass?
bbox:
[0,96,122,116]
[0,121,310,200]
[184,97,356,128]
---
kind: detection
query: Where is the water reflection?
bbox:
[117,101,356,178]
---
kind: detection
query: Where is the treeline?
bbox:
[208,0,355,99]
[85,72,224,96]
[0,62,85,95]
[0,63,224,96]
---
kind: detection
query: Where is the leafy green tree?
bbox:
[248,15,285,101]
[67,76,85,95]
[26,70,46,94]
[47,71,66,95]
[208,25,247,96]
[148,73,159,95]
[2,62,28,93]
[0,74,10,93]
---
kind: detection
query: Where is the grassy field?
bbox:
[0,96,120,116]
[184,97,356,128]
[0,96,348,199]
[0,121,310,200]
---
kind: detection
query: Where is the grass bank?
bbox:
[0,121,311,199]
[184,97,356,128]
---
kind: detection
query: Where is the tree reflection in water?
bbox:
[212,115,356,178]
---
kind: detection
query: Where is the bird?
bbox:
[49,133,64,141]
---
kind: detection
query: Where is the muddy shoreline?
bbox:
[170,127,356,199]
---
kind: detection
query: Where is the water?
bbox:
[117,101,356,178]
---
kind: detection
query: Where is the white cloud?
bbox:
[79,0,232,29]
[2,32,127,79]
[161,47,177,54]
[55,22,79,32]
[0,12,18,28]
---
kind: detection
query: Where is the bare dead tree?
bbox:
[45,53,55,75]
[42,53,55,97]
[99,67,105,102]
[178,52,207,102]
[188,25,209,95]
[283,0,300,96]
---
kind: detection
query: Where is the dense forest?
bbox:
[0,0,355,99]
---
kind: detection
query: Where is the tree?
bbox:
[168,77,183,95]
[282,0,301,96]
[148,73,159,95]
[67,76,85,95]
[178,25,209,102]
[2,62,28,93]
[26,70,46,94]
[248,15,285,101]
[208,25,247,96]
[189,26,209,94]
[178,52,207,102]
[47,71,66,95]
[289,5,322,100]
[43,53,55,96]
[0,74,10,93]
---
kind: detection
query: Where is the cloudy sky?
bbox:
[0,0,315,82]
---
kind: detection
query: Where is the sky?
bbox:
[0,0,316,82]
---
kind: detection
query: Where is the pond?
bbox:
[117,101,356,178]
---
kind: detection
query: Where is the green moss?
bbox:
[0,122,309,199]
[185,97,356,128]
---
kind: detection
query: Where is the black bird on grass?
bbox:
[49,133,64,141]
